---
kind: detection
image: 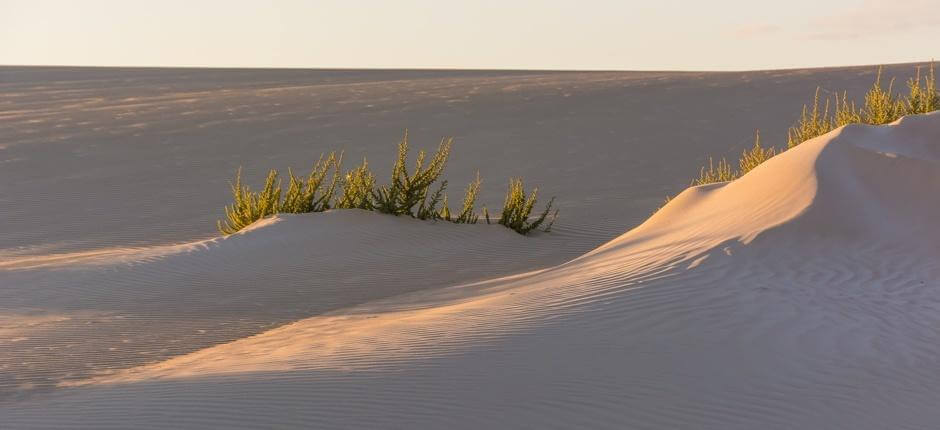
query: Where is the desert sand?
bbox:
[2,65,940,428]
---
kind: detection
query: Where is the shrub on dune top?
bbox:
[280,152,342,213]
[217,168,282,235]
[372,131,452,217]
[217,132,559,236]
[334,158,376,210]
[691,130,773,186]
[691,62,939,187]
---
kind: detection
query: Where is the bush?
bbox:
[335,158,376,210]
[217,168,282,235]
[692,157,736,186]
[738,130,776,175]
[454,173,481,224]
[217,132,559,236]
[692,62,939,187]
[372,130,452,217]
[280,152,342,214]
[498,178,558,234]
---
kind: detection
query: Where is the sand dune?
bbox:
[4,111,939,428]
[0,210,576,397]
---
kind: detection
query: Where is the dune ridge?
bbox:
[4,113,940,428]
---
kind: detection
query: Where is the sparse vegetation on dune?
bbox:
[692,62,939,187]
[218,131,557,236]
[498,178,558,234]
[217,168,282,235]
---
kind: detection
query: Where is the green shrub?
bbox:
[280,152,342,214]
[498,178,557,234]
[861,68,903,125]
[691,62,939,188]
[217,132,559,236]
[787,88,834,149]
[787,63,938,148]
[693,157,736,186]
[738,130,776,175]
[904,64,939,115]
[453,173,481,224]
[217,168,282,235]
[335,158,376,210]
[372,130,453,217]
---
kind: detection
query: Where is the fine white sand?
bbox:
[2,65,940,428]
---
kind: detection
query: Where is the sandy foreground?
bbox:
[2,66,940,428]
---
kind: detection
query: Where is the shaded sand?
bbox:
[4,113,940,428]
[0,210,573,397]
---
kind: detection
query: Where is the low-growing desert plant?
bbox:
[217,168,282,235]
[372,130,453,217]
[692,62,939,188]
[738,130,776,175]
[692,157,736,186]
[498,178,557,234]
[904,64,939,115]
[787,88,833,149]
[454,173,481,224]
[280,152,342,214]
[217,132,559,235]
[861,68,903,125]
[787,63,938,148]
[335,158,376,210]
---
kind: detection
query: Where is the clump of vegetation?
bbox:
[217,168,283,235]
[372,131,452,217]
[280,152,342,213]
[454,173,482,224]
[334,158,375,210]
[498,178,558,234]
[787,64,938,148]
[737,130,776,175]
[693,157,736,186]
[217,133,558,236]
[692,62,939,187]
[692,130,774,186]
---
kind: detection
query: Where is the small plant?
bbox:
[280,152,342,214]
[335,158,376,210]
[372,130,453,217]
[498,178,557,234]
[904,64,939,115]
[217,168,282,235]
[453,173,481,224]
[787,88,833,148]
[692,157,736,186]
[738,130,776,176]
[861,67,903,125]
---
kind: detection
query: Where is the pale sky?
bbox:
[2,0,938,71]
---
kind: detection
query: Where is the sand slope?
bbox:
[0,210,575,398]
[4,113,940,428]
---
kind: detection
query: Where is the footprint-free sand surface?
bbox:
[3,65,940,428]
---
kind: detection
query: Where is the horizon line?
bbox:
[1,60,935,75]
